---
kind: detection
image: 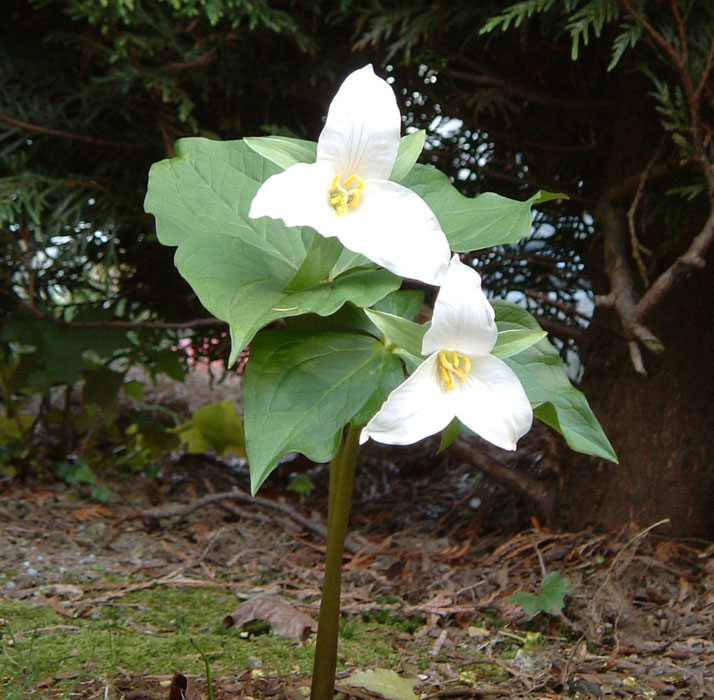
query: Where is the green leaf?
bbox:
[244,330,404,494]
[0,319,130,387]
[345,669,419,700]
[508,571,570,617]
[177,401,245,457]
[401,164,565,251]
[373,289,425,321]
[81,367,125,414]
[364,309,426,357]
[284,235,344,291]
[145,138,401,362]
[392,348,423,374]
[243,136,317,170]
[491,300,617,463]
[390,130,426,182]
[492,327,547,358]
[0,413,33,444]
[175,234,399,363]
[438,417,462,453]
[56,459,96,486]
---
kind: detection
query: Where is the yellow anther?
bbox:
[329,174,364,216]
[440,364,454,391]
[438,350,472,391]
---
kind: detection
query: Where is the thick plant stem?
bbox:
[311,425,361,700]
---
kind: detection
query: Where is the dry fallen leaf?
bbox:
[168,672,202,700]
[344,669,419,700]
[223,595,317,638]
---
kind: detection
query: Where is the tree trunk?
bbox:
[560,259,714,538]
[556,76,714,539]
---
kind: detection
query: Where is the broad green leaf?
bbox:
[0,413,33,444]
[284,236,344,291]
[285,303,377,337]
[244,330,403,493]
[508,571,570,617]
[401,164,565,251]
[389,130,426,182]
[0,319,130,386]
[127,412,180,457]
[81,367,125,414]
[145,138,400,362]
[174,234,399,363]
[491,300,617,463]
[243,136,317,170]
[330,249,373,278]
[177,401,245,456]
[345,669,419,700]
[373,289,425,321]
[492,327,547,358]
[364,309,426,357]
[393,348,423,374]
[145,137,309,261]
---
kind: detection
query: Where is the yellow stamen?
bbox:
[440,364,454,391]
[438,350,472,391]
[329,174,364,216]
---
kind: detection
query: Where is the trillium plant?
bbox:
[145,65,616,700]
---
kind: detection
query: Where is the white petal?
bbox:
[249,161,339,233]
[454,354,532,451]
[317,65,400,180]
[360,354,456,445]
[422,255,497,356]
[336,180,450,285]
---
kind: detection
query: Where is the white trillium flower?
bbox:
[361,256,533,451]
[249,65,450,286]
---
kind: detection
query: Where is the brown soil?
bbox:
[2,440,713,699]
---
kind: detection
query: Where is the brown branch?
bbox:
[440,66,611,114]
[594,194,663,373]
[524,289,592,324]
[635,206,714,319]
[601,3,714,358]
[17,302,223,330]
[450,435,555,519]
[621,0,685,75]
[140,485,362,555]
[534,316,586,342]
[670,0,689,67]
[695,31,714,103]
[0,113,140,150]
[443,51,612,113]
[604,162,677,201]
[626,149,659,285]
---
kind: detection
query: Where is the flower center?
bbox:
[438,351,471,391]
[329,174,364,216]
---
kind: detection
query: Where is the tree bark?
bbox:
[560,259,714,538]
[557,80,714,538]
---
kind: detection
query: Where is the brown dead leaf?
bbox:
[168,672,202,700]
[223,595,317,638]
[71,503,116,521]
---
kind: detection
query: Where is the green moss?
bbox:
[0,586,429,695]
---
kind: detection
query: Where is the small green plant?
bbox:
[508,571,570,617]
[287,473,315,500]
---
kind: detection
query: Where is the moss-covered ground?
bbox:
[0,586,435,698]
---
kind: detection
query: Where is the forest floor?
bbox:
[2,441,714,700]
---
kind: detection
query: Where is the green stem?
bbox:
[311,424,361,700]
